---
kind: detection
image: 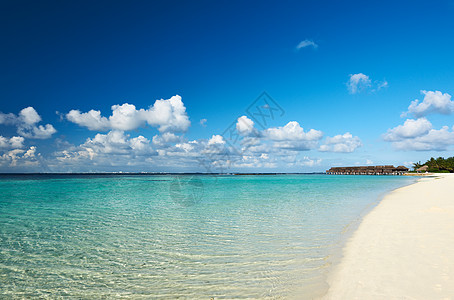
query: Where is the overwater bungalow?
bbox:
[326,165,409,175]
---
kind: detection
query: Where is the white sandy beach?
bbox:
[323,174,454,299]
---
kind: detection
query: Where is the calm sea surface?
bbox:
[0,174,415,299]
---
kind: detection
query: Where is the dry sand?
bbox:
[323,174,454,299]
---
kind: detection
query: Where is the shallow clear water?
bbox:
[0,174,415,298]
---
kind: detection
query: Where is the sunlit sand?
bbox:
[324,173,454,299]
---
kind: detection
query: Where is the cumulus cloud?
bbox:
[152,132,180,146]
[265,121,323,141]
[404,90,454,117]
[0,136,25,149]
[110,103,144,131]
[175,141,198,153]
[0,111,42,168]
[84,130,154,156]
[296,39,318,50]
[18,124,57,139]
[383,118,432,141]
[143,95,190,132]
[84,130,131,155]
[389,126,454,151]
[347,73,388,94]
[347,73,371,94]
[19,107,41,125]
[382,91,454,150]
[199,118,207,127]
[261,122,323,151]
[66,95,190,133]
[54,130,156,168]
[0,104,358,171]
[66,109,110,131]
[0,112,17,125]
[29,117,328,172]
[319,132,362,153]
[383,118,454,151]
[0,107,56,139]
[51,129,238,172]
[129,136,152,153]
[208,135,225,145]
[236,115,255,136]
[0,146,39,168]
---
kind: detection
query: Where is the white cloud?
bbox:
[296,40,318,50]
[139,95,190,133]
[383,91,454,151]
[66,109,110,131]
[347,73,371,94]
[23,146,37,159]
[0,107,56,139]
[129,136,151,153]
[175,141,196,152]
[383,118,454,151]
[110,103,143,131]
[265,121,323,141]
[0,136,25,149]
[404,90,454,117]
[254,121,324,151]
[84,130,131,155]
[390,126,454,151]
[18,124,57,139]
[41,117,327,172]
[347,74,388,94]
[54,130,156,167]
[86,130,153,156]
[10,136,25,148]
[199,118,207,127]
[236,115,255,136]
[152,132,180,145]
[0,146,39,168]
[0,112,17,125]
[151,133,182,151]
[66,95,190,133]
[208,135,225,145]
[383,118,432,141]
[319,132,362,153]
[19,107,41,125]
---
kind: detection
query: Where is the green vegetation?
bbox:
[413,157,454,173]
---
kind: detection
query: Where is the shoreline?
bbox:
[322,173,454,299]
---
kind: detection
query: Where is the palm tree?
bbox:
[412,161,422,171]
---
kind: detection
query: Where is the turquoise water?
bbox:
[0,174,415,298]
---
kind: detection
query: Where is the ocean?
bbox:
[0,174,415,298]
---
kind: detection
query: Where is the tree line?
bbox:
[413,157,454,173]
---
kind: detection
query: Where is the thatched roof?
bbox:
[396,165,409,171]
[416,165,428,172]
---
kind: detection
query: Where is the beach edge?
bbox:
[321,173,454,299]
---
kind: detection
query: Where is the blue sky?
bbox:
[1,0,454,172]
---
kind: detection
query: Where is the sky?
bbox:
[1,0,454,173]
